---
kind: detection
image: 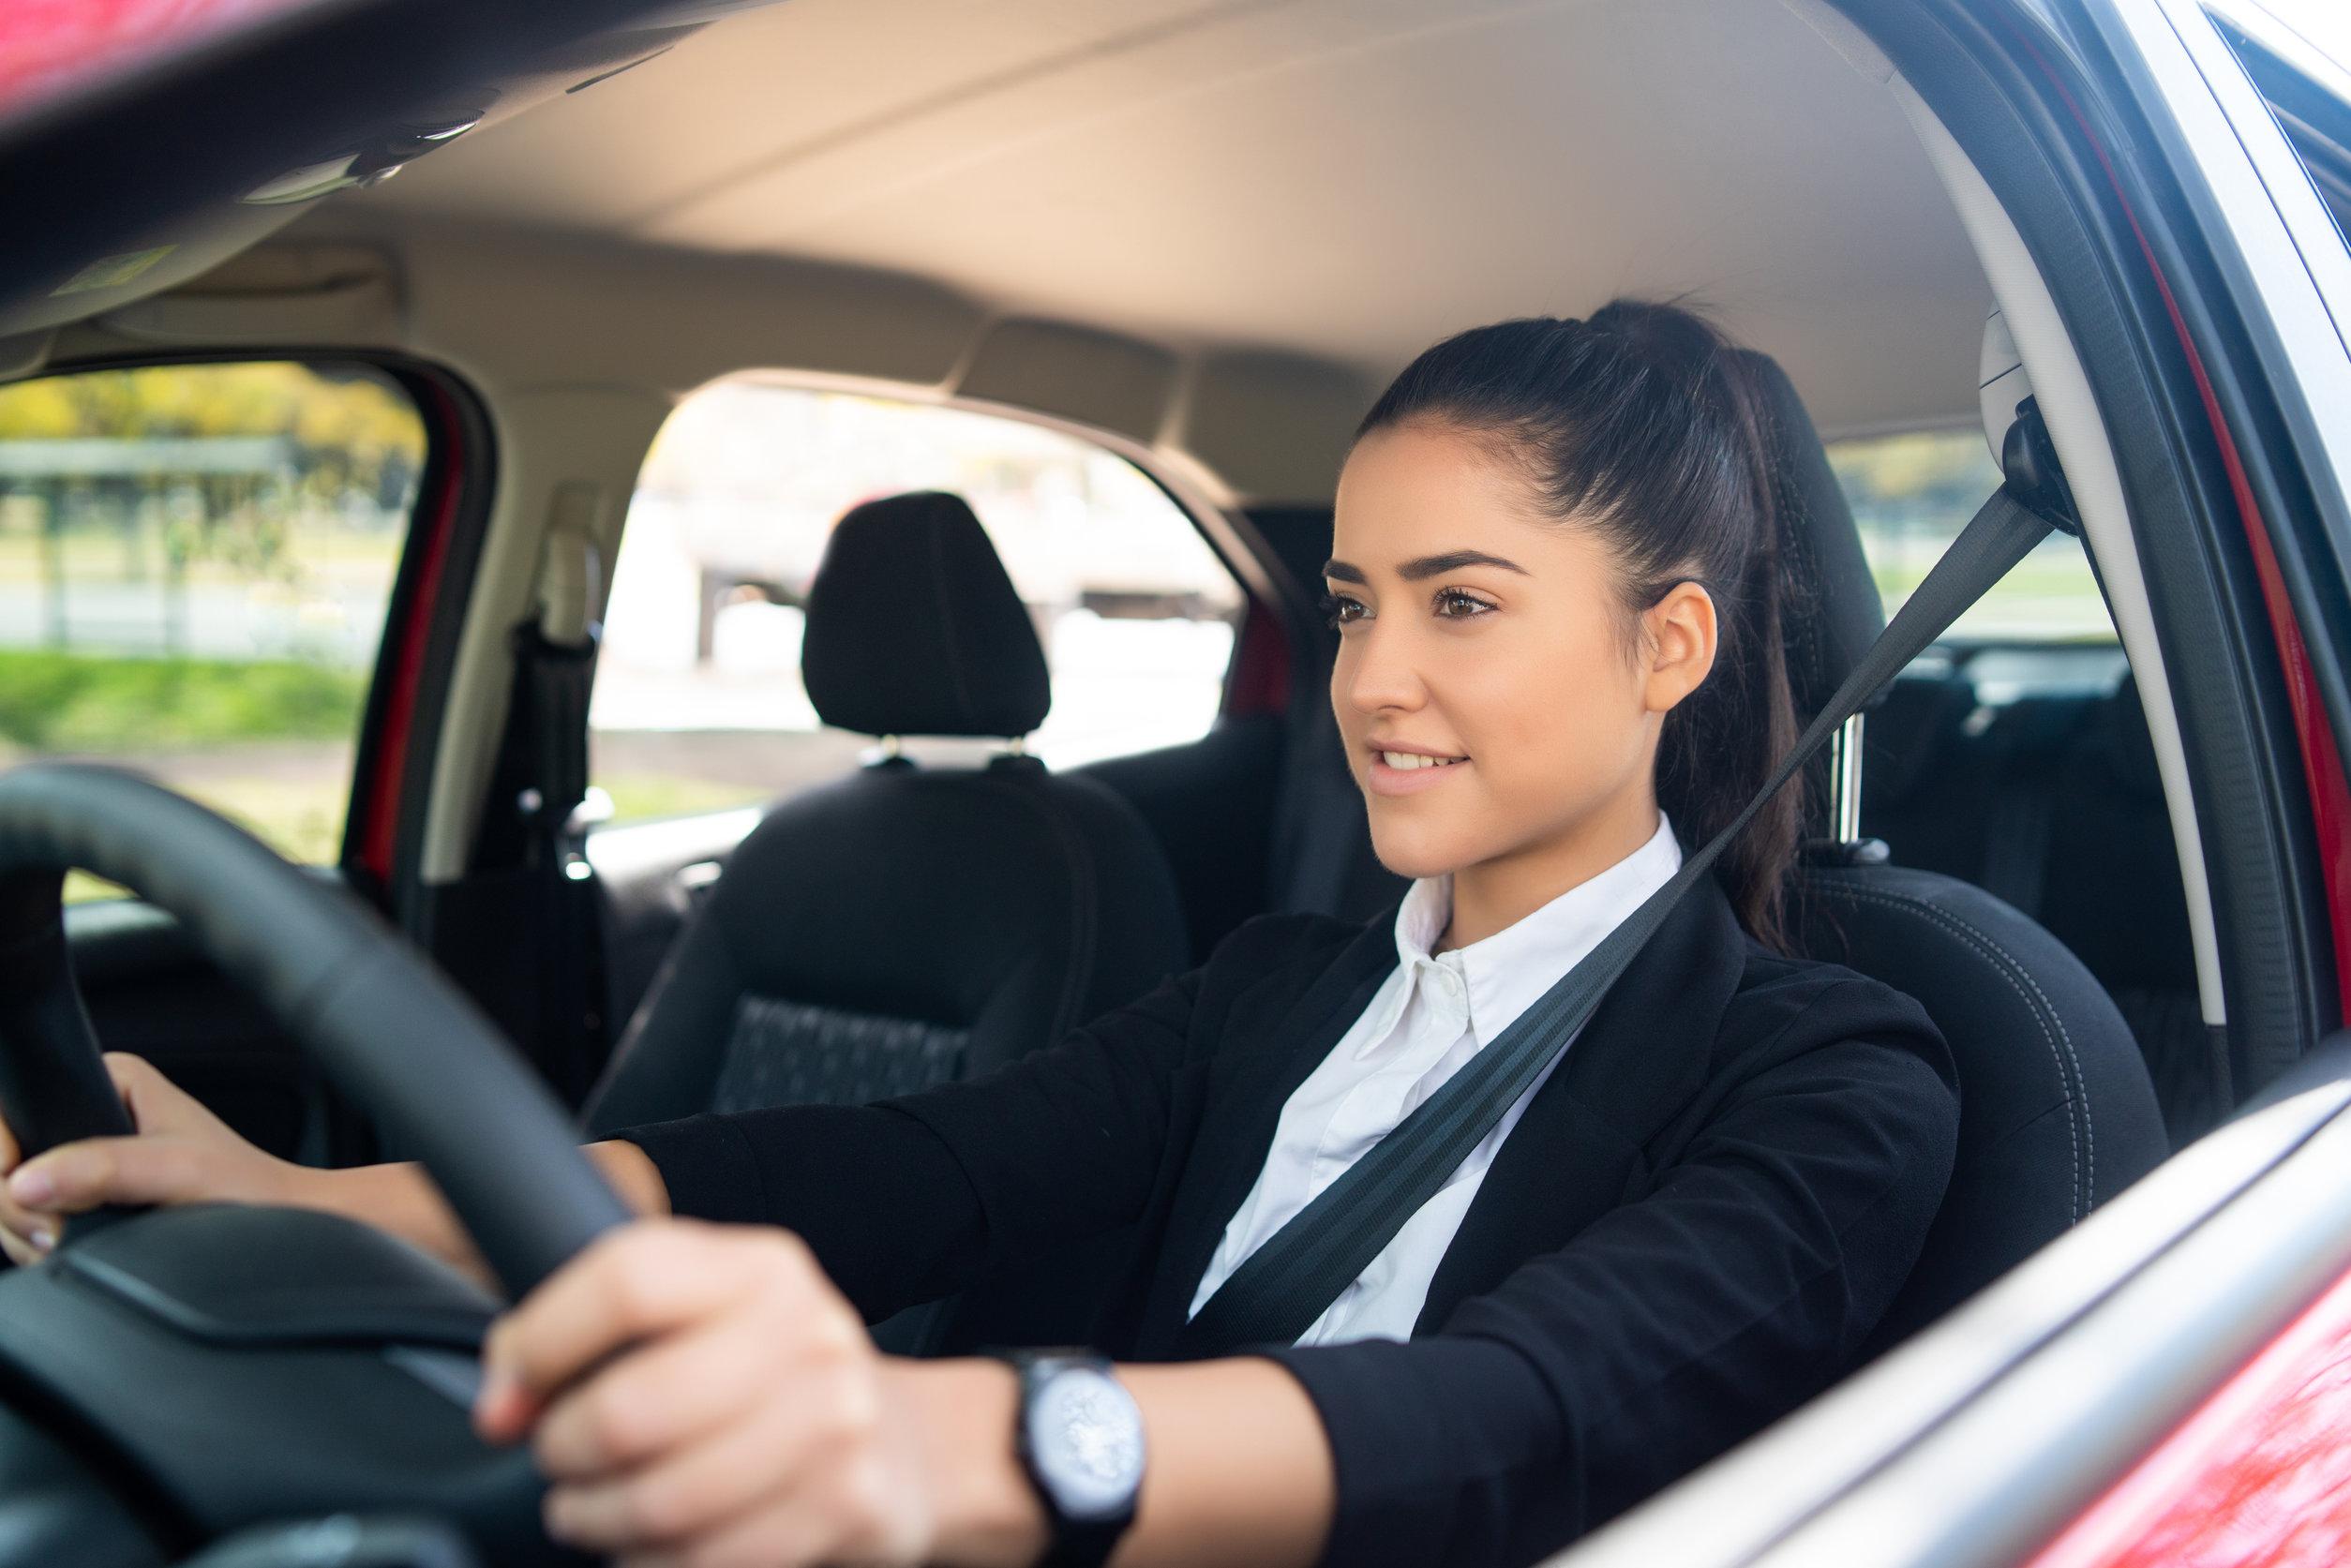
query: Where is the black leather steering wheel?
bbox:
[0,761,629,1298]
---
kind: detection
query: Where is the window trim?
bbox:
[345,359,496,919]
[720,368,1280,586]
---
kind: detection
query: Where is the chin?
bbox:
[1366,815,1475,883]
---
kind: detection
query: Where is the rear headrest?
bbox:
[1737,351,1886,722]
[801,491,1051,739]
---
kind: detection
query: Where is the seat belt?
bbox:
[1176,414,2079,1357]
[481,493,609,1106]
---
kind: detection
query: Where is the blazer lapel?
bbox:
[1415,874,1748,1330]
[1130,913,1399,1358]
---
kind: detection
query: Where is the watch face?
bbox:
[1028,1365,1146,1521]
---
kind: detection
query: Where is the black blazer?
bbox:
[621,874,1959,1568]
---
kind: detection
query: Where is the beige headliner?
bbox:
[237,0,1991,502]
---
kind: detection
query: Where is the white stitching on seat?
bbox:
[1805,881,2091,1224]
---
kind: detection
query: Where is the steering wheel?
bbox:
[0,762,633,1566]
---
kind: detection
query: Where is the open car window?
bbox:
[0,359,426,893]
[590,381,1246,826]
[1829,426,2115,644]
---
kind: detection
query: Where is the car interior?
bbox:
[3,0,2347,1561]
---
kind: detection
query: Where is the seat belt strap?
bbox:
[1176,481,2062,1356]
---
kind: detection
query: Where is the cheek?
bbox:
[1467,621,1646,800]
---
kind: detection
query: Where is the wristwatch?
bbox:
[996,1349,1146,1568]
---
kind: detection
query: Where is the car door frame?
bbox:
[1551,0,2351,1560]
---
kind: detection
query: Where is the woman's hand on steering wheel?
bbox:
[0,1053,306,1263]
[472,1218,1036,1568]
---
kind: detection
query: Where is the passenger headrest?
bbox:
[1737,351,1886,722]
[801,491,1051,739]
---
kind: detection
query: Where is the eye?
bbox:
[1433,588,1496,620]
[1319,590,1368,630]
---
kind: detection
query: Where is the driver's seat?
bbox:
[1738,350,2170,1351]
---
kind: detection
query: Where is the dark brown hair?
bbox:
[1355,299,1802,948]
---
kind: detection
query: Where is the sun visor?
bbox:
[1,17,708,342]
[82,243,403,348]
[954,319,1178,445]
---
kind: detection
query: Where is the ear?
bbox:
[1640,580,1718,715]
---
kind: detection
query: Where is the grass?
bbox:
[0,649,368,753]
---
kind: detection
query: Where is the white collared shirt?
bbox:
[1187,813,1684,1346]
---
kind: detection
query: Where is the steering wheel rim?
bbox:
[0,761,629,1299]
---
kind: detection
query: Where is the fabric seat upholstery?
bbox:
[583,491,1190,1137]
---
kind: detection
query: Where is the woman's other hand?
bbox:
[0,1052,305,1263]
[475,1218,1042,1568]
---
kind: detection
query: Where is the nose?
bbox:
[1336,618,1424,719]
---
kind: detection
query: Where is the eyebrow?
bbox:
[1321,549,1530,584]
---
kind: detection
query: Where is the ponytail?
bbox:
[1355,299,1804,948]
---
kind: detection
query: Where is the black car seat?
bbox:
[2032,673,2213,1141]
[1861,661,2215,1145]
[581,490,1190,1136]
[1742,349,2169,1350]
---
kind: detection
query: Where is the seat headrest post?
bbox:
[1828,710,1866,844]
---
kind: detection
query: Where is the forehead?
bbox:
[1332,422,1596,572]
[1337,423,1526,525]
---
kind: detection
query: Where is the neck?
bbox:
[1442,790,1663,951]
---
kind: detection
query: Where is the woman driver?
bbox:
[0,302,1957,1568]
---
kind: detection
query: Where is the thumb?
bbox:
[101,1053,208,1136]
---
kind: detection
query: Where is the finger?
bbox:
[544,1365,861,1550]
[0,1187,57,1258]
[484,1225,815,1412]
[533,1310,795,1480]
[0,1111,21,1178]
[8,1135,211,1216]
[0,1224,48,1267]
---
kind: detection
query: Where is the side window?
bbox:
[591,382,1245,826]
[0,362,426,893]
[1828,427,2115,642]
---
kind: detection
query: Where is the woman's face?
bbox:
[1325,419,1715,884]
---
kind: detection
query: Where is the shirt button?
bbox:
[1436,968,1462,998]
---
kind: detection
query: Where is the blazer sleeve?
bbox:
[607,913,1338,1322]
[1260,978,1960,1568]
[606,961,1194,1320]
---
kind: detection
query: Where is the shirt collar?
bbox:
[1388,812,1685,1049]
